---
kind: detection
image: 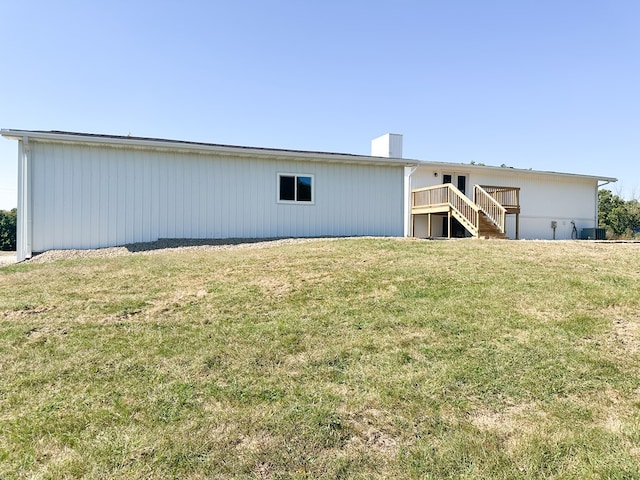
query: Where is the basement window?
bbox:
[278,174,314,203]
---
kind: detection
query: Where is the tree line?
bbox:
[598,190,640,239]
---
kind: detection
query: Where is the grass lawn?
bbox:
[1,238,639,479]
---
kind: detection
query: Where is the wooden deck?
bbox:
[411,184,521,239]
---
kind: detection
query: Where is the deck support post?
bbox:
[427,213,431,238]
[515,213,520,240]
[447,210,451,239]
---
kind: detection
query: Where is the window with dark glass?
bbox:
[279,175,296,201]
[278,174,314,203]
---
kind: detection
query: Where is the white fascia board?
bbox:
[1,129,418,168]
[416,160,617,183]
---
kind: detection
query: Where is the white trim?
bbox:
[16,137,32,261]
[277,173,315,205]
[403,165,419,237]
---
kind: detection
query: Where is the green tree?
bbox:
[0,208,17,251]
[598,190,640,238]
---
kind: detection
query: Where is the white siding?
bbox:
[411,165,599,240]
[29,142,404,252]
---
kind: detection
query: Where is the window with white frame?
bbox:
[278,173,314,203]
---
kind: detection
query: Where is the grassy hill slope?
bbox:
[1,238,639,479]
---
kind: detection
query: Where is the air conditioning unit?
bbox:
[580,228,606,240]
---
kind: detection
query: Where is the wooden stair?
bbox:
[411,183,520,239]
[478,212,508,239]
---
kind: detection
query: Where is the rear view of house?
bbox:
[2,129,617,261]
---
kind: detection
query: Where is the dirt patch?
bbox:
[470,402,547,453]
[610,315,640,355]
[345,408,398,455]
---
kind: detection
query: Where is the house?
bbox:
[1,130,416,262]
[1,129,617,262]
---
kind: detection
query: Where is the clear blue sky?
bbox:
[1,0,638,209]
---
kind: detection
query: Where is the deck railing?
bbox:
[412,184,449,208]
[474,185,506,233]
[478,185,520,210]
[412,184,479,235]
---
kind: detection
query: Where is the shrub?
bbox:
[0,208,17,251]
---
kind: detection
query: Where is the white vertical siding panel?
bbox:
[156,151,169,240]
[173,152,182,238]
[126,150,136,244]
[316,162,329,236]
[150,152,159,242]
[80,147,89,248]
[175,154,184,238]
[198,157,207,238]
[202,158,212,238]
[169,154,177,238]
[137,152,146,242]
[229,156,239,237]
[237,156,247,237]
[47,143,60,249]
[145,152,159,241]
[212,159,221,238]
[121,152,131,245]
[65,146,77,248]
[179,153,187,238]
[220,155,230,237]
[183,155,193,237]
[247,158,257,237]
[113,151,125,246]
[70,145,80,247]
[144,151,154,242]
[78,146,91,247]
[220,157,230,237]
[259,158,269,236]
[362,165,371,234]
[190,155,200,237]
[49,144,63,249]
[28,142,405,251]
[30,144,42,251]
[98,148,109,247]
[59,145,70,248]
[227,156,235,236]
[30,144,43,251]
[185,154,196,237]
[89,148,98,247]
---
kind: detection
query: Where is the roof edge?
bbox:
[415,160,617,183]
[1,129,618,182]
[0,129,418,167]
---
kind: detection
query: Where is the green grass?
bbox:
[1,238,639,479]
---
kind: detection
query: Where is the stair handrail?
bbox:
[441,184,478,236]
[474,185,506,233]
[411,183,480,236]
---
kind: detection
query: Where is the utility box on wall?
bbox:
[580,228,606,240]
